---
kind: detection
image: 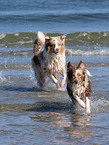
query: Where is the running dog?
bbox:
[67,61,91,115]
[32,31,66,89]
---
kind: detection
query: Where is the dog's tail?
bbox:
[33,31,45,55]
[37,31,45,45]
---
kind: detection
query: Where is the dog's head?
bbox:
[67,61,91,84]
[45,35,66,55]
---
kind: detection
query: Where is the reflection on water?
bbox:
[30,105,95,143]
[1,90,108,144]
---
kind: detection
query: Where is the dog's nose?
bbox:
[56,48,59,53]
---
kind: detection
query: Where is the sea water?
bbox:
[0,0,109,144]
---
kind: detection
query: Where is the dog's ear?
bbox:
[67,62,75,72]
[60,35,66,44]
[60,35,66,39]
[45,36,51,40]
[78,61,92,76]
[67,62,76,82]
[45,36,52,54]
[45,36,51,44]
[78,60,86,71]
[67,62,72,68]
[45,36,52,44]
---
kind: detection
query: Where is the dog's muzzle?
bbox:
[54,48,60,54]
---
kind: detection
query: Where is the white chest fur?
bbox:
[43,51,66,74]
[73,83,85,98]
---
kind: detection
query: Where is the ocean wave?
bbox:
[0,32,36,48]
[0,10,109,23]
[0,32,109,56]
[66,47,109,56]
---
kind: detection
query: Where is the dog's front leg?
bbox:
[50,74,60,89]
[60,70,66,87]
[86,97,91,116]
[74,95,86,108]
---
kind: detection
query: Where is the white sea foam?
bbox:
[0,71,7,82]
[66,48,109,56]
[0,34,6,40]
[14,33,19,36]
[91,98,109,113]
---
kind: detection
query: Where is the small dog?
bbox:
[67,61,91,115]
[32,31,66,89]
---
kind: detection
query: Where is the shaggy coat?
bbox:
[32,32,66,89]
[67,61,91,115]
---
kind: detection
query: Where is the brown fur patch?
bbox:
[45,39,55,54]
[32,54,41,66]
[67,62,77,84]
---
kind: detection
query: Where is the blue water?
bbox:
[0,0,109,145]
[0,0,109,33]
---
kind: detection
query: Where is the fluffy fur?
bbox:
[33,31,45,55]
[32,31,66,89]
[67,61,91,115]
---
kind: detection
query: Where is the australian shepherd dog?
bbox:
[67,61,92,115]
[32,31,66,89]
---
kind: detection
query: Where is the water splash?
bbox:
[0,33,6,40]
[91,98,109,113]
[0,71,7,82]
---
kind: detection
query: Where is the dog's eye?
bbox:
[77,73,81,77]
[46,43,55,48]
[50,44,55,48]
[72,74,76,78]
